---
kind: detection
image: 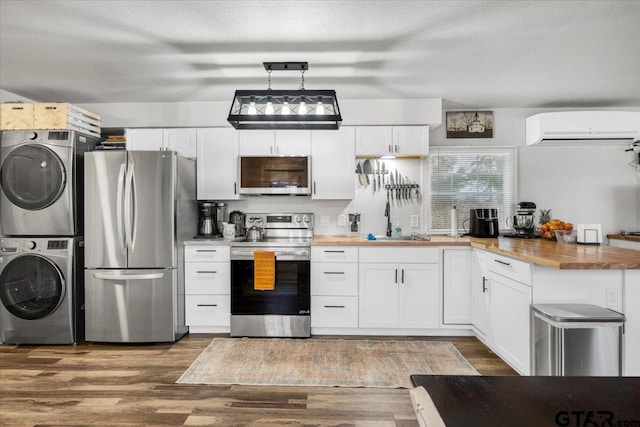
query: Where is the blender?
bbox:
[348,213,361,237]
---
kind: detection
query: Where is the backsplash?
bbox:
[222,158,425,237]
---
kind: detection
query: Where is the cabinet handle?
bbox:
[494,259,511,266]
[324,250,345,253]
[313,181,317,195]
[197,304,218,307]
[401,269,405,284]
[234,182,237,195]
[388,144,393,154]
[395,144,399,153]
[482,276,488,292]
[395,269,398,284]
[196,249,217,253]
[275,145,279,154]
[196,271,217,274]
[270,146,273,154]
[324,305,345,308]
[324,271,345,275]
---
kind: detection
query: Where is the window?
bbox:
[427,147,516,233]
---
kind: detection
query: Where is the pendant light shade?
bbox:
[227,62,342,130]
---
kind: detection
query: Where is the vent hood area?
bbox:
[526,111,640,145]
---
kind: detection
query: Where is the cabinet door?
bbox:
[359,263,398,328]
[164,128,197,157]
[393,126,429,156]
[488,272,532,375]
[399,263,439,329]
[443,249,472,325]
[275,130,312,155]
[125,128,163,151]
[355,126,393,156]
[311,127,355,199]
[471,251,491,335]
[238,130,275,155]
[196,128,240,200]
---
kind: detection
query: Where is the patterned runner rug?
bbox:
[177,338,478,388]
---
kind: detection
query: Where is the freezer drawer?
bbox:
[531,304,625,376]
[85,268,180,343]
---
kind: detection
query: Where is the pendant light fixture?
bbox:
[227,62,342,130]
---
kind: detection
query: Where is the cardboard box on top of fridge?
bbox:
[33,103,101,136]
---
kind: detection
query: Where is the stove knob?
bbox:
[26,241,37,250]
[303,215,311,223]
[27,132,38,141]
[295,215,302,223]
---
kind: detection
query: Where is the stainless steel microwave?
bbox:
[238,156,312,195]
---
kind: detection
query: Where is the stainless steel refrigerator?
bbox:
[84,150,196,342]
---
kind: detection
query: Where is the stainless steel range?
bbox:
[230,213,313,337]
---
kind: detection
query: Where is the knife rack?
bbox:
[384,184,420,190]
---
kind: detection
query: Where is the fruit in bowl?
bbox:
[539,219,573,240]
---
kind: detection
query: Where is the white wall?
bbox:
[430,108,640,236]
[0,89,33,103]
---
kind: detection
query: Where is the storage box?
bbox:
[1,103,34,130]
[33,103,101,137]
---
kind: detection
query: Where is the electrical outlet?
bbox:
[606,288,620,308]
[411,215,419,228]
[320,215,331,226]
[337,214,346,226]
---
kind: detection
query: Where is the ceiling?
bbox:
[1,0,639,109]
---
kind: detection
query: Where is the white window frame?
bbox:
[426,147,517,234]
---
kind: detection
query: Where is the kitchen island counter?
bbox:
[470,237,640,270]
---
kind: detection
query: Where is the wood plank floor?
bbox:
[0,334,516,426]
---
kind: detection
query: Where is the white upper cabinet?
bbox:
[238,130,311,156]
[126,128,197,158]
[196,128,240,200]
[355,126,429,157]
[311,127,355,200]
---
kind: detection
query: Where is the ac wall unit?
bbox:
[525,111,640,145]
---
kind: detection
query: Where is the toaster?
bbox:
[576,224,602,245]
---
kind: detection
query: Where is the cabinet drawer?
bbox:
[311,246,358,262]
[487,253,532,286]
[311,263,358,296]
[185,295,230,327]
[185,245,230,262]
[185,262,230,294]
[359,247,439,264]
[311,296,358,328]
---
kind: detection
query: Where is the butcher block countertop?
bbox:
[312,235,640,269]
[470,237,640,270]
[608,233,640,243]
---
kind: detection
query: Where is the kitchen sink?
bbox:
[364,235,415,241]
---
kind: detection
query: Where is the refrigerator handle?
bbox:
[92,272,164,280]
[124,162,134,251]
[130,163,138,252]
[116,163,127,254]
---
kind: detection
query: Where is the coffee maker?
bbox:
[348,213,361,237]
[469,208,500,238]
[198,201,222,238]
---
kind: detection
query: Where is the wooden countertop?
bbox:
[311,235,470,247]
[312,235,640,269]
[470,237,640,270]
[608,233,640,243]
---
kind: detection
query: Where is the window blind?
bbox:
[428,147,516,232]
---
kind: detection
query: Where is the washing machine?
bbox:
[0,237,84,344]
[0,129,99,236]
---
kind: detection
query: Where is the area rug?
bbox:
[177,338,478,388]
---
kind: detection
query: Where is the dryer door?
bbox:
[0,255,65,320]
[0,144,66,210]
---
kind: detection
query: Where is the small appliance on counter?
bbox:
[229,210,246,238]
[577,224,603,245]
[469,208,499,238]
[197,201,225,238]
[348,213,361,237]
[503,201,540,239]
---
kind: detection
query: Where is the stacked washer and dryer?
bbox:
[0,129,99,344]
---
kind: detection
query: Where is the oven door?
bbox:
[231,257,310,316]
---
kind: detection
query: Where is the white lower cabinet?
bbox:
[184,244,230,331]
[443,249,472,325]
[471,250,490,336]
[310,246,358,329]
[359,248,439,330]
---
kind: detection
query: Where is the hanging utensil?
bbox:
[362,159,372,185]
[390,172,394,202]
[377,160,381,189]
[355,161,364,186]
[414,180,422,200]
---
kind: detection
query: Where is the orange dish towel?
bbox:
[254,251,276,291]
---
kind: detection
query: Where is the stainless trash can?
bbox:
[531,304,625,376]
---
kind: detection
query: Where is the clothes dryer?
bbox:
[0,130,99,236]
[0,237,84,344]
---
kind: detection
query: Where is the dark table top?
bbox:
[410,375,640,427]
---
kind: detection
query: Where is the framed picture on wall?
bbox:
[446,111,494,138]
